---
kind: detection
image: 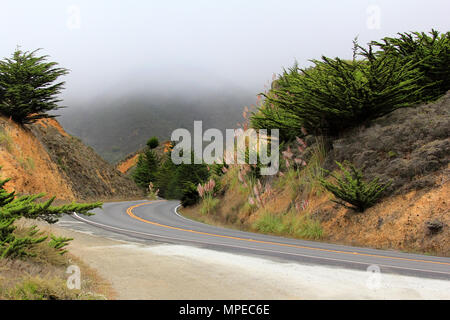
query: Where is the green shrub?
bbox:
[199,195,219,215]
[319,161,391,212]
[261,44,422,136]
[48,235,73,255]
[180,182,200,207]
[146,136,159,149]
[251,31,449,138]
[0,169,101,259]
[132,149,159,189]
[294,215,323,240]
[253,210,323,240]
[371,30,450,101]
[252,211,284,234]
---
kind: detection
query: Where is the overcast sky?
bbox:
[1,0,449,105]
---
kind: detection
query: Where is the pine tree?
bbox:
[0,48,69,124]
[154,157,176,198]
[132,149,160,189]
[146,136,159,149]
[0,169,101,258]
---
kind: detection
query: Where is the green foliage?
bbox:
[252,211,284,234]
[146,136,159,149]
[262,47,422,136]
[153,156,176,198]
[48,235,73,255]
[5,276,103,300]
[199,195,219,215]
[252,210,323,240]
[371,30,450,101]
[251,30,449,139]
[132,149,159,189]
[319,161,391,212]
[251,66,306,141]
[0,48,69,124]
[180,182,200,207]
[0,169,101,259]
[152,151,210,202]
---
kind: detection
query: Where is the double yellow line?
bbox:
[127,201,450,267]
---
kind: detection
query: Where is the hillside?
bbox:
[182,92,450,256]
[59,89,253,163]
[0,116,142,201]
[116,142,168,176]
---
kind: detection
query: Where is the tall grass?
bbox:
[252,210,323,240]
[200,195,220,215]
[4,276,103,300]
[276,137,327,201]
[0,128,13,152]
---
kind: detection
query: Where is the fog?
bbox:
[1,0,449,107]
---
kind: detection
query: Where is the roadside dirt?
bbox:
[41,220,450,300]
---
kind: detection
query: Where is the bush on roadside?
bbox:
[0,169,101,259]
[319,161,391,212]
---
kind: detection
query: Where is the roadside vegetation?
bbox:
[179,30,449,254]
[0,48,114,299]
[131,137,211,203]
[0,169,107,299]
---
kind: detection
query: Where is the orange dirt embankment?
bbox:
[117,154,139,174]
[0,117,76,200]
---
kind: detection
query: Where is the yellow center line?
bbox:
[127,201,450,267]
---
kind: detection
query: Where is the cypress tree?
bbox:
[132,149,160,189]
[0,48,69,124]
[0,169,101,258]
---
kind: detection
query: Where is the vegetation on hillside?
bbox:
[131,139,210,203]
[180,30,449,253]
[0,169,107,299]
[132,137,160,189]
[251,30,449,139]
[0,48,68,124]
[319,161,391,212]
[0,169,101,258]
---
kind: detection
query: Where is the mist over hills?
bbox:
[58,86,255,163]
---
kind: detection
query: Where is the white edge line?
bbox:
[72,212,450,277]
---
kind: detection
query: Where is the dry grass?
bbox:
[0,219,115,300]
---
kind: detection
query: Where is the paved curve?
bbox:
[71,199,450,280]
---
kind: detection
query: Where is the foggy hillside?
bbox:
[58,87,254,163]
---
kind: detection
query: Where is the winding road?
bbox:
[70,199,450,280]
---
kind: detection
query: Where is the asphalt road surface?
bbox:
[70,199,450,280]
